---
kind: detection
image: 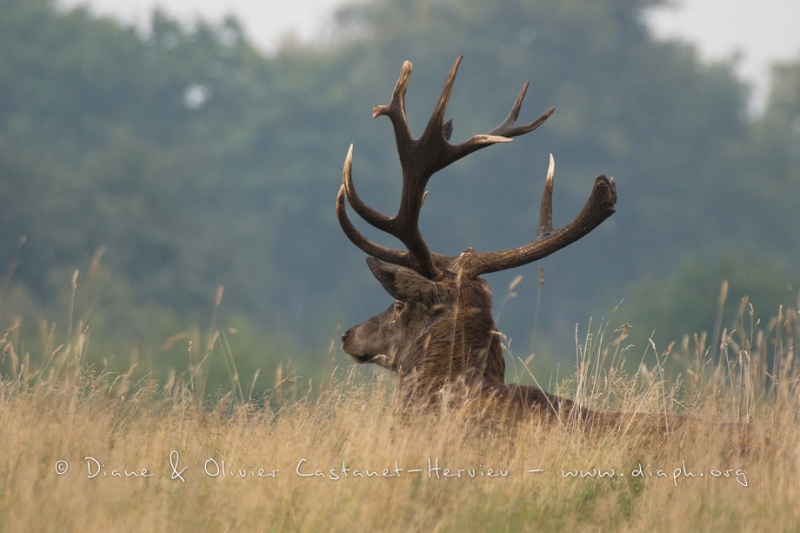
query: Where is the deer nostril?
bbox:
[341,331,350,343]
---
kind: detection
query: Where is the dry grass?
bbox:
[0,305,798,532]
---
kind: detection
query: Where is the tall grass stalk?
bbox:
[0,302,798,531]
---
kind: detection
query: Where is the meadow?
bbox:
[0,299,798,532]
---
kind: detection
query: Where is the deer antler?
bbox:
[455,154,616,278]
[337,55,553,279]
[336,55,616,280]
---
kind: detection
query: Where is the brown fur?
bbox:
[341,258,758,448]
[336,57,751,448]
[343,259,600,424]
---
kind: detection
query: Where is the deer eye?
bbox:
[393,301,406,313]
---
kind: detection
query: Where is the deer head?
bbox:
[337,56,617,407]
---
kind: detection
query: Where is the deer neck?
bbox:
[399,285,506,393]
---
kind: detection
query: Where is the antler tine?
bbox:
[372,60,413,146]
[449,76,555,163]
[490,82,555,139]
[336,147,411,268]
[341,144,394,233]
[459,162,617,278]
[537,153,555,237]
[419,55,462,147]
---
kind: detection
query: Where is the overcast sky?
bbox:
[59,0,800,112]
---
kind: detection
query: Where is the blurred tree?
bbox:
[0,0,796,388]
[329,0,751,347]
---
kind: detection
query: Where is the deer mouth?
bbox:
[358,354,393,369]
[351,353,377,364]
[348,352,392,367]
[341,330,395,368]
[342,330,379,363]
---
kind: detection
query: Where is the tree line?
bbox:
[1,0,798,391]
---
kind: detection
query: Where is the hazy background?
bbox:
[58,0,800,112]
[2,0,799,394]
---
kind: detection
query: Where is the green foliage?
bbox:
[0,0,798,387]
[617,253,798,355]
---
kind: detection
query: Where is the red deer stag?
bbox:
[337,56,617,423]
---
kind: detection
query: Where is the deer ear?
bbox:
[366,257,440,305]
